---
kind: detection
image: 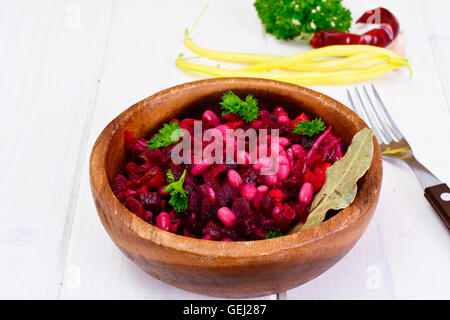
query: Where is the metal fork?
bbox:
[347,84,450,229]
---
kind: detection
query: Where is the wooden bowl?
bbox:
[90,78,382,298]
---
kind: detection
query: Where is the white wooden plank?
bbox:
[60,0,275,300]
[0,0,114,299]
[419,0,450,112]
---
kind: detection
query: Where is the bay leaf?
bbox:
[290,128,374,233]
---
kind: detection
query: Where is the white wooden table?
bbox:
[1,0,449,300]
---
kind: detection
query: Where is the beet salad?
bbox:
[110,91,346,241]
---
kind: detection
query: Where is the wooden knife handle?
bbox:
[424,183,450,229]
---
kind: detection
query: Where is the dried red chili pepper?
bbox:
[310,7,399,48]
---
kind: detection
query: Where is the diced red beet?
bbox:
[225,119,244,129]
[294,112,310,123]
[124,130,148,153]
[183,227,196,238]
[268,189,285,202]
[216,183,234,207]
[142,149,166,166]
[202,220,222,240]
[202,234,215,240]
[304,167,326,192]
[272,204,291,231]
[222,112,241,122]
[140,192,161,211]
[110,175,128,195]
[185,212,203,236]
[279,185,298,200]
[283,174,303,189]
[259,110,273,127]
[240,167,259,185]
[252,226,267,240]
[198,184,210,196]
[306,153,324,170]
[202,164,226,187]
[321,162,332,172]
[252,192,264,212]
[260,194,274,216]
[134,162,152,174]
[136,167,158,187]
[188,190,203,213]
[135,185,149,197]
[116,189,137,201]
[125,196,145,218]
[184,174,200,193]
[232,197,252,217]
[180,118,197,127]
[234,215,255,236]
[143,210,154,224]
[220,225,238,240]
[290,133,316,150]
[200,197,218,222]
[169,211,181,233]
[125,162,138,176]
[292,202,310,223]
[262,217,278,231]
[271,122,290,137]
[160,199,167,212]
[147,167,165,188]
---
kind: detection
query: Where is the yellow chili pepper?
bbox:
[243,44,406,69]
[176,57,408,85]
[183,37,411,75]
[184,37,276,64]
[243,54,398,72]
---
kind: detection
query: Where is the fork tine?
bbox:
[347,88,374,136]
[347,88,371,125]
[346,89,356,112]
[347,88,370,124]
[371,84,404,140]
[353,87,388,144]
[362,85,396,143]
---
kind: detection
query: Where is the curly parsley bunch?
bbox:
[254,0,352,41]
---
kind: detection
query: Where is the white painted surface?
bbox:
[0,0,448,299]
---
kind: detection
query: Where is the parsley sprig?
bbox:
[164,169,189,212]
[293,118,325,137]
[254,0,352,41]
[266,230,283,239]
[220,91,259,123]
[147,121,184,150]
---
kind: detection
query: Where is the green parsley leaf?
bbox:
[292,118,325,137]
[254,0,352,41]
[164,169,188,212]
[266,230,283,239]
[166,169,176,184]
[220,91,259,123]
[147,121,184,150]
